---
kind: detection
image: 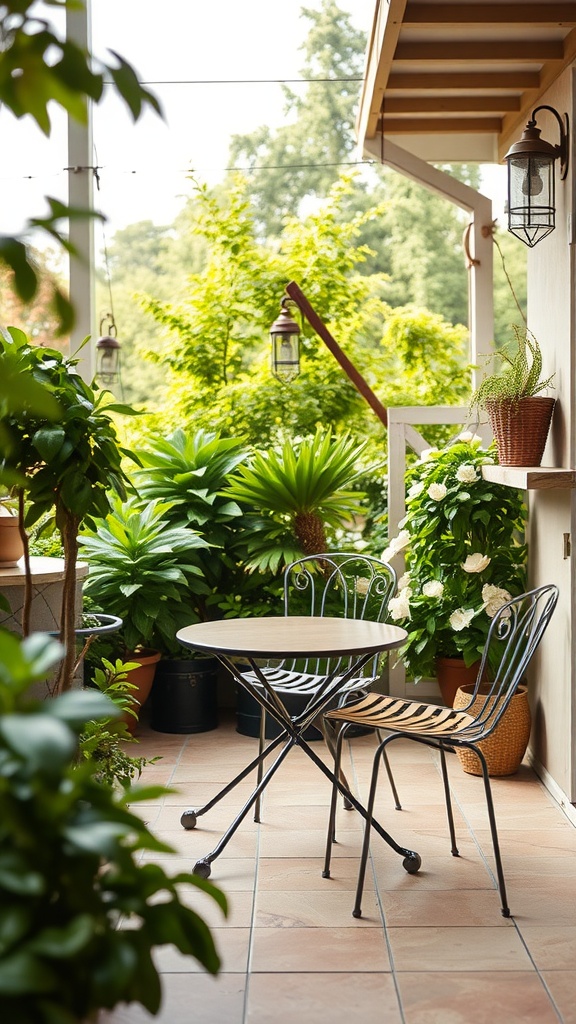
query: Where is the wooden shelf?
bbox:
[482,466,576,490]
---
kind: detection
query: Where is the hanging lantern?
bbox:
[95,314,121,386]
[504,105,569,248]
[270,296,301,384]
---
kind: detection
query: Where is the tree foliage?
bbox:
[227,0,366,239]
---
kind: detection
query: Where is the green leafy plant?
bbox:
[0,630,226,1022]
[0,328,136,692]
[79,657,156,789]
[383,435,527,680]
[79,497,210,656]
[223,427,369,572]
[470,325,555,410]
[134,428,257,619]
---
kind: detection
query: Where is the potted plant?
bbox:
[79,496,214,731]
[0,493,24,567]
[0,629,226,1021]
[383,434,527,706]
[0,328,135,691]
[470,325,555,466]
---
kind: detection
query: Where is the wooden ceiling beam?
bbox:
[386,71,541,90]
[394,41,564,62]
[381,116,503,133]
[403,3,576,27]
[383,96,520,114]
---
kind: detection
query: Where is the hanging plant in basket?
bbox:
[471,326,555,467]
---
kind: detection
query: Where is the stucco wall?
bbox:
[526,69,576,804]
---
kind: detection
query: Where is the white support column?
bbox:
[374,140,494,385]
[66,0,95,382]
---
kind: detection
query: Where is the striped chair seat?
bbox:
[327,692,476,737]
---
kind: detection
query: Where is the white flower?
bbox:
[457,431,482,444]
[355,577,370,595]
[419,447,439,463]
[462,552,491,573]
[482,584,512,618]
[407,481,425,499]
[389,593,411,621]
[456,464,478,484]
[449,608,475,631]
[398,573,411,591]
[422,580,444,599]
[428,482,447,501]
[381,529,411,561]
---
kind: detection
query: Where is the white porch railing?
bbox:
[386,407,492,699]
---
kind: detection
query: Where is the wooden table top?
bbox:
[176,616,407,660]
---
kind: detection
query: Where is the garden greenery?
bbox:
[383,435,527,679]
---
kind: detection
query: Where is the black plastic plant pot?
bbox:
[151,657,219,734]
[48,612,124,638]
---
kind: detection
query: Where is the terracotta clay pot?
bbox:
[435,656,480,708]
[123,648,161,734]
[0,512,24,567]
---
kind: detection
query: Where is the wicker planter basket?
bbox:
[486,396,555,467]
[452,682,531,777]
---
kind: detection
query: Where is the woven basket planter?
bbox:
[486,396,555,466]
[452,682,531,777]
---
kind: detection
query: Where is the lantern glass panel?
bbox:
[507,155,556,247]
[271,332,299,384]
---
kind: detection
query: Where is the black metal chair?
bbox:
[323,584,559,919]
[239,552,399,818]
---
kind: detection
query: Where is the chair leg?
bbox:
[323,724,347,878]
[472,743,511,918]
[320,717,353,810]
[439,741,459,856]
[352,742,383,918]
[376,728,401,810]
[254,708,266,823]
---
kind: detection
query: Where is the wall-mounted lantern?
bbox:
[270,296,301,383]
[504,104,569,247]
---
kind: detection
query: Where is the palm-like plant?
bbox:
[79,498,210,656]
[223,428,369,572]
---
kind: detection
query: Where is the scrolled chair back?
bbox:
[283,552,397,678]
[464,583,559,735]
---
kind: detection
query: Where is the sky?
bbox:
[1,0,506,245]
[2,0,378,240]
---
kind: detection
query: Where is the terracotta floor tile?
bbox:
[379,887,509,927]
[102,973,246,1024]
[396,970,560,1023]
[374,852,494,891]
[387,925,532,971]
[520,925,576,970]
[246,972,402,1024]
[540,971,576,1024]
[255,888,382,927]
[473,827,576,856]
[153,926,250,973]
[257,856,375,891]
[257,826,361,859]
[250,925,391,972]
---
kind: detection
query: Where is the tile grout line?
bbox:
[347,733,407,1024]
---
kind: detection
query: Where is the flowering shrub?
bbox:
[383,435,527,680]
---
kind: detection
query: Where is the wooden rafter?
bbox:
[403,3,576,27]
